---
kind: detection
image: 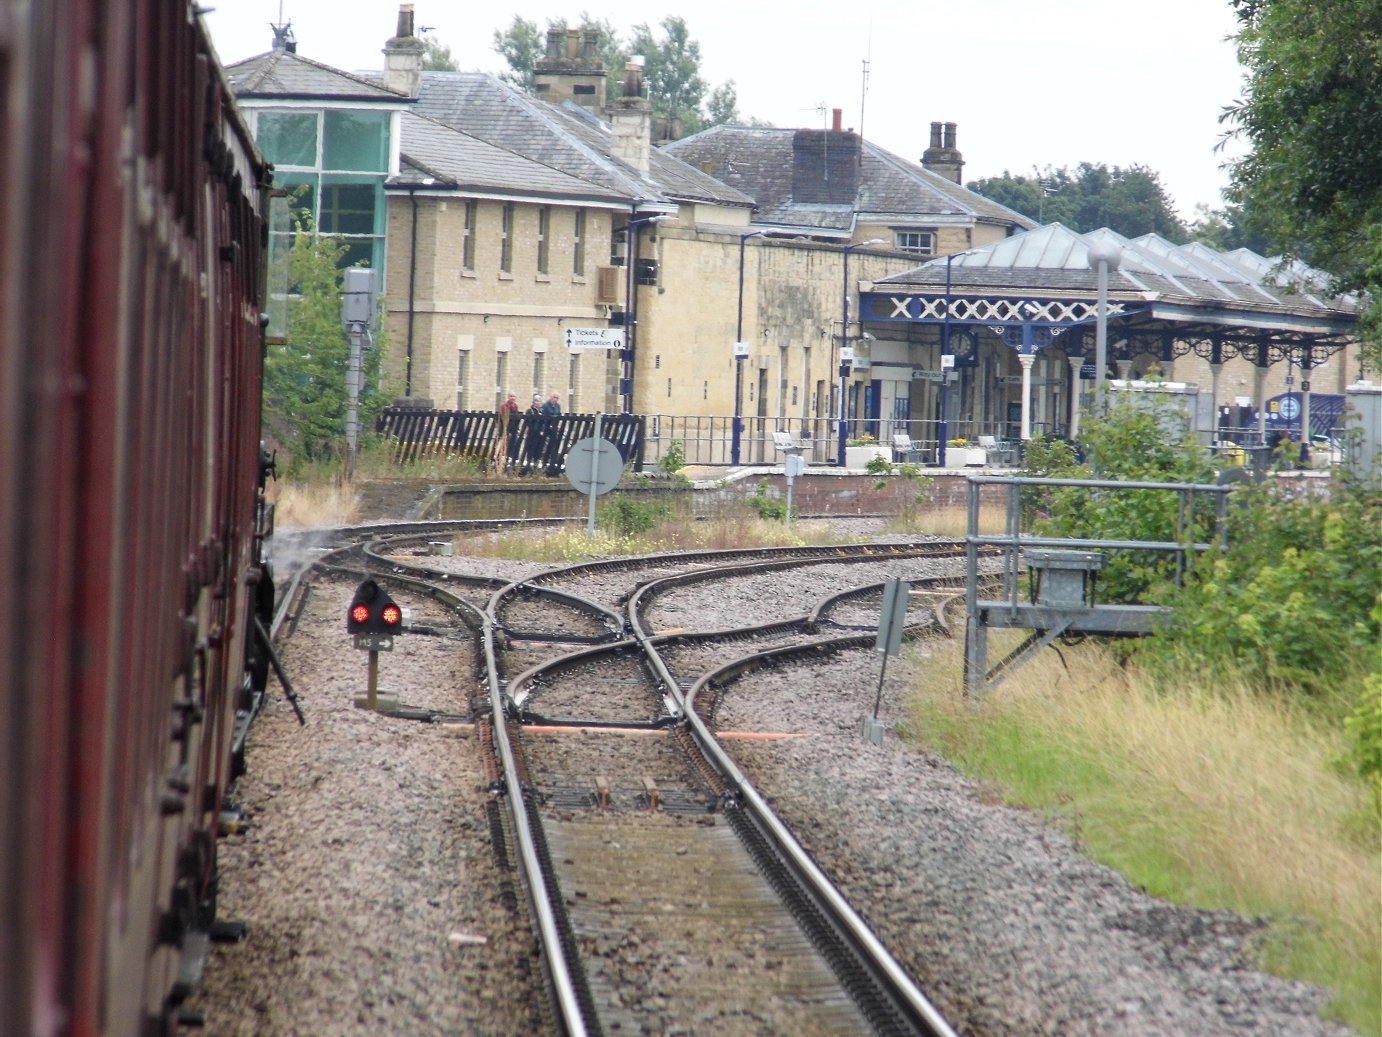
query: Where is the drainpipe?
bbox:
[406,186,419,396]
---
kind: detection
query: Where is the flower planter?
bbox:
[845,445,889,469]
[965,448,987,466]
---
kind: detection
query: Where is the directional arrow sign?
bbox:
[565,327,625,350]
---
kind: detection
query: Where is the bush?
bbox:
[747,479,790,521]
[660,439,687,476]
[596,493,667,536]
[865,455,894,476]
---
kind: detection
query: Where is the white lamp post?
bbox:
[733,230,766,465]
[1085,239,1122,418]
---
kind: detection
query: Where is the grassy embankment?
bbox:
[905,635,1379,1035]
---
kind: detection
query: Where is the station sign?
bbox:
[565,327,625,350]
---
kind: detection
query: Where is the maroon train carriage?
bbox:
[0,2,274,1035]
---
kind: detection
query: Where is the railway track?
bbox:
[326,529,971,1036]
[251,523,972,1033]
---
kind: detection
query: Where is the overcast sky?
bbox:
[203,0,1249,220]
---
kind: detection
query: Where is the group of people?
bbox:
[494,391,562,474]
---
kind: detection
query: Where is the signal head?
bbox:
[346,578,401,635]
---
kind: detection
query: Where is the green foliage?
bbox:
[1186,199,1277,255]
[421,37,459,71]
[597,493,667,536]
[864,455,894,476]
[1149,480,1382,698]
[492,14,742,137]
[490,15,545,90]
[1224,0,1382,367]
[969,162,1188,239]
[659,439,687,476]
[747,479,789,522]
[1019,395,1218,603]
[262,215,385,475]
[1341,663,1381,815]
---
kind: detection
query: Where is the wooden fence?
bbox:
[376,408,647,475]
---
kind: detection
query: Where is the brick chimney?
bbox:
[382,4,423,98]
[608,59,651,174]
[921,120,964,183]
[534,27,607,114]
[792,110,862,205]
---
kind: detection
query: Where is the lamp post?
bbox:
[838,238,886,467]
[621,214,669,414]
[1085,239,1122,418]
[733,230,766,465]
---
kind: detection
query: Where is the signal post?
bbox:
[346,578,403,710]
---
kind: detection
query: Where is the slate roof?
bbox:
[225,49,407,103]
[391,111,628,205]
[872,223,1358,332]
[403,72,753,210]
[661,125,1035,233]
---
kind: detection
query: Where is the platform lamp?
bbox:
[1085,239,1122,418]
[733,230,766,466]
[620,214,669,414]
[837,239,886,467]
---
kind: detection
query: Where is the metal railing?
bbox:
[642,413,1028,468]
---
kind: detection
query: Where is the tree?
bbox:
[969,163,1188,241]
[1223,0,1382,365]
[263,212,385,472]
[629,17,708,135]
[1186,200,1275,255]
[491,15,544,90]
[422,35,459,72]
[492,14,743,137]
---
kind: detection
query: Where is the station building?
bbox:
[222,5,1361,468]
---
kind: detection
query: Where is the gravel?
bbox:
[185,522,1354,1036]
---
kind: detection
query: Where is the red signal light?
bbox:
[346,577,402,637]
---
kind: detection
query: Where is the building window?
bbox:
[537,207,551,275]
[532,351,545,396]
[895,230,936,256]
[573,210,586,276]
[463,201,476,271]
[568,355,580,412]
[457,349,470,411]
[495,351,508,409]
[255,108,390,275]
[500,203,514,273]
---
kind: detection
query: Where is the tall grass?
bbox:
[462,512,843,562]
[269,479,361,528]
[905,638,1381,1034]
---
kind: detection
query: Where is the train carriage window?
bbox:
[257,112,319,167]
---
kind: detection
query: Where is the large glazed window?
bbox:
[258,112,319,167]
[323,110,389,172]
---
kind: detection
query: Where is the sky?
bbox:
[202,0,1249,220]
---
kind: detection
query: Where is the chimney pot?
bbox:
[396,3,413,38]
[944,122,957,148]
[832,108,843,132]
[930,122,943,148]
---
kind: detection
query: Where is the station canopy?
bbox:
[860,224,1360,368]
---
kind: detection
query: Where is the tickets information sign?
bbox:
[565,327,625,350]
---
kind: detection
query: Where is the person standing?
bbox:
[521,394,544,473]
[495,392,519,473]
[537,393,562,473]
